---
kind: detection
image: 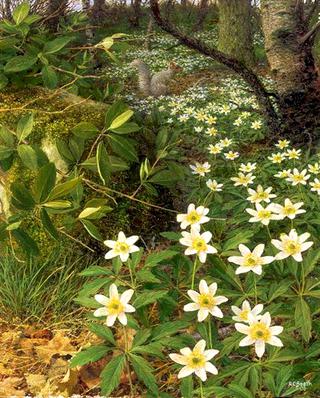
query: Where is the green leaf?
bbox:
[108,109,133,130]
[96,142,110,185]
[88,323,115,345]
[79,266,112,277]
[136,269,161,283]
[40,208,59,240]
[0,145,14,160]
[100,354,125,396]
[227,383,253,398]
[105,100,128,128]
[43,200,72,209]
[16,113,34,142]
[108,134,138,162]
[181,376,193,398]
[267,280,292,303]
[129,354,158,394]
[0,125,15,146]
[12,2,30,24]
[12,229,39,256]
[133,290,167,309]
[70,345,109,367]
[80,219,102,241]
[144,250,177,267]
[47,178,81,201]
[78,207,101,219]
[72,122,99,139]
[132,329,152,347]
[111,122,140,134]
[0,73,8,89]
[131,342,164,358]
[17,144,38,170]
[4,55,37,73]
[151,320,189,341]
[108,156,129,172]
[295,298,312,342]
[149,170,177,186]
[41,66,58,89]
[11,182,35,210]
[33,163,56,203]
[43,36,72,54]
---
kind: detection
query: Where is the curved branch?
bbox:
[149,0,279,132]
[300,20,320,44]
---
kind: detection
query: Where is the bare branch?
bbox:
[149,0,279,131]
[300,20,320,44]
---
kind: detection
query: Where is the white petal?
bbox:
[199,279,209,294]
[169,354,188,365]
[109,284,119,299]
[236,266,250,274]
[268,336,283,347]
[255,340,265,358]
[118,312,128,325]
[93,307,108,317]
[187,290,200,302]
[106,314,117,327]
[195,368,207,381]
[198,252,207,263]
[198,308,209,322]
[202,231,212,242]
[180,347,192,356]
[204,349,219,360]
[120,252,130,262]
[94,294,108,306]
[208,282,217,295]
[215,296,228,305]
[270,326,283,335]
[252,304,263,315]
[239,244,250,256]
[118,231,126,241]
[194,339,206,353]
[104,240,115,248]
[253,244,265,257]
[178,366,194,379]
[210,306,224,318]
[205,362,218,375]
[292,252,303,262]
[235,323,250,334]
[260,312,271,327]
[121,289,134,304]
[105,250,117,259]
[301,241,313,252]
[239,336,255,347]
[228,256,245,265]
[126,235,139,245]
[125,304,136,313]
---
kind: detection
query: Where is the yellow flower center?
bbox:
[257,210,271,219]
[293,175,304,182]
[313,183,320,189]
[239,309,249,321]
[115,242,130,254]
[257,192,268,200]
[283,240,301,255]
[192,238,207,252]
[196,167,206,174]
[198,293,215,309]
[243,253,261,267]
[187,351,206,369]
[107,298,124,315]
[186,211,201,224]
[283,205,296,215]
[249,323,271,341]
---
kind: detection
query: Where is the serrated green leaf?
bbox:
[70,345,109,367]
[88,323,115,345]
[129,354,158,394]
[100,354,126,396]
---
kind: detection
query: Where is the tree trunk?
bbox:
[92,0,107,23]
[193,0,209,32]
[47,0,68,32]
[218,0,255,67]
[130,0,142,27]
[261,0,320,143]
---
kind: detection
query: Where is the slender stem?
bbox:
[266,225,272,241]
[123,326,134,397]
[199,379,204,398]
[253,274,258,305]
[207,317,212,349]
[191,257,198,289]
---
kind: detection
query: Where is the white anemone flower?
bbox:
[177,204,210,231]
[169,339,219,381]
[231,173,255,187]
[285,148,301,160]
[275,139,290,149]
[308,163,320,174]
[268,152,286,164]
[310,178,320,194]
[184,280,228,321]
[271,229,313,262]
[274,169,291,179]
[235,312,283,358]
[104,231,139,262]
[190,162,211,177]
[286,168,310,186]
[239,162,256,173]
[231,300,264,323]
[271,198,305,220]
[228,244,274,275]
[224,151,239,160]
[206,179,223,192]
[94,284,135,326]
[247,185,276,204]
[179,230,217,263]
[246,203,282,225]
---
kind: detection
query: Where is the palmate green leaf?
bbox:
[79,265,112,277]
[16,113,34,142]
[136,269,161,283]
[132,329,152,347]
[43,36,72,54]
[4,55,37,73]
[88,323,115,345]
[267,280,292,303]
[129,354,158,395]
[144,249,178,267]
[40,208,59,240]
[133,290,167,309]
[70,345,110,368]
[12,2,30,24]
[96,142,110,185]
[275,365,292,396]
[248,366,259,396]
[295,298,312,342]
[33,162,56,203]
[108,134,138,162]
[151,320,190,341]
[132,343,164,358]
[100,354,126,396]
[180,376,193,398]
[17,144,38,170]
[227,383,254,398]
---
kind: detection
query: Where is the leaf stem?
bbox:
[191,257,198,289]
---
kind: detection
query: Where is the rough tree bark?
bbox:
[150,0,320,144]
[193,0,209,32]
[92,0,107,23]
[261,0,320,142]
[218,0,255,67]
